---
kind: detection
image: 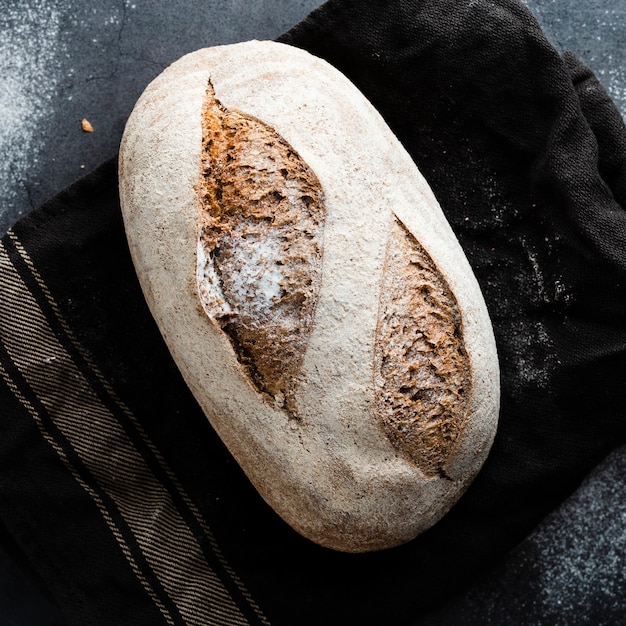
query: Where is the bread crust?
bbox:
[119,40,499,552]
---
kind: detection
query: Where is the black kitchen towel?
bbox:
[1,1,625,625]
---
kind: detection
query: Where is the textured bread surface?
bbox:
[196,83,325,414]
[375,218,470,477]
[119,40,500,552]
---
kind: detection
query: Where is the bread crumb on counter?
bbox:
[81,118,94,132]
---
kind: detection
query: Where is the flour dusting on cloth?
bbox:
[0,1,62,221]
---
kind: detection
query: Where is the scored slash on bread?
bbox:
[196,82,325,416]
[119,40,499,552]
[375,218,471,479]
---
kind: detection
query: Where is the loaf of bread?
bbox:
[119,40,500,552]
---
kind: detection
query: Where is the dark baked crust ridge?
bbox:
[195,82,325,414]
[374,217,471,477]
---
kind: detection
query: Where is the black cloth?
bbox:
[1,1,625,624]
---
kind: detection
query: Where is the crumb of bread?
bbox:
[81,118,94,132]
[374,218,470,477]
[196,82,325,415]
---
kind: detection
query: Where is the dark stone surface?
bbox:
[1,0,625,235]
[0,1,625,624]
[527,0,626,118]
[0,0,324,233]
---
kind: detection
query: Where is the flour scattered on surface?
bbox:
[447,447,626,625]
[530,448,626,623]
[590,8,626,118]
[0,1,63,222]
[597,64,626,121]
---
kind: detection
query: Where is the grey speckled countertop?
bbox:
[1,1,625,232]
[1,1,625,625]
[0,0,323,232]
